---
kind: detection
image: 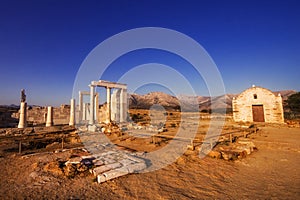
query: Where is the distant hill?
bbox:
[1,90,296,113]
[129,92,180,110]
[273,90,297,100]
[129,90,297,112]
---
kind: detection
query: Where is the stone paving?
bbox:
[66,143,147,183]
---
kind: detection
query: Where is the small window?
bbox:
[253,94,257,99]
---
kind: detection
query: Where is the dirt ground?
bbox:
[0,120,299,199]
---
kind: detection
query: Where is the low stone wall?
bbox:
[12,105,71,125]
[0,106,19,127]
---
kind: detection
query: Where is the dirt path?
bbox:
[0,125,299,199]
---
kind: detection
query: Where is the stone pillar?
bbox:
[94,93,99,122]
[106,87,111,123]
[79,92,83,122]
[46,106,53,127]
[116,89,121,122]
[111,89,121,122]
[120,88,127,122]
[18,102,27,128]
[69,98,75,126]
[82,103,86,120]
[84,103,90,121]
[89,85,95,125]
[111,90,116,122]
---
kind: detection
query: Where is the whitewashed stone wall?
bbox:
[232,86,284,123]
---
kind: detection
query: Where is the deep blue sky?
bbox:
[0,0,299,106]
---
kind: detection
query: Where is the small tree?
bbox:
[285,92,300,119]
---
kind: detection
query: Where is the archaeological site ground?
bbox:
[0,85,299,199]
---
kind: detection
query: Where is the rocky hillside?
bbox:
[129,92,180,110]
[129,90,297,112]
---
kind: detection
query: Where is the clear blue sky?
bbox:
[0,0,299,106]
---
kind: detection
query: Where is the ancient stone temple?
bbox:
[78,80,128,126]
[232,85,284,123]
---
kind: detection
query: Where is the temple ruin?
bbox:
[14,80,128,129]
[78,80,128,126]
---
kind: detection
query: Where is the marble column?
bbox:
[120,89,127,122]
[89,85,95,125]
[111,90,116,122]
[94,93,99,123]
[46,106,53,127]
[83,103,89,120]
[18,102,27,128]
[69,98,75,126]
[82,103,86,120]
[111,89,121,122]
[78,92,83,122]
[106,87,111,123]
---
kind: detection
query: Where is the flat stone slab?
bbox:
[69,143,147,183]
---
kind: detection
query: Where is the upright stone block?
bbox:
[46,106,53,127]
[18,102,27,128]
[106,87,111,123]
[111,90,116,122]
[79,91,83,122]
[111,89,121,122]
[85,103,90,121]
[82,102,86,120]
[69,98,75,126]
[89,85,95,125]
[120,89,127,122]
[94,93,99,122]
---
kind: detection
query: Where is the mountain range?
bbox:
[129,90,297,112]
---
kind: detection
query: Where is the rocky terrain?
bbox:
[129,90,296,111]
[0,118,299,199]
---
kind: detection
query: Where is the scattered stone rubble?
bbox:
[78,122,167,136]
[0,125,76,137]
[127,123,167,133]
[61,144,147,183]
[286,120,300,128]
[78,123,120,134]
[207,138,257,161]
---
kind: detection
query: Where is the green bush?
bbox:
[285,92,300,119]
